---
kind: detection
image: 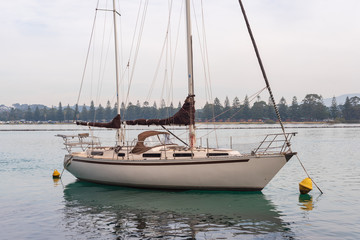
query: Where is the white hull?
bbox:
[64,153,293,191]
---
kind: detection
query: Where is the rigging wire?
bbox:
[143,0,185,123]
[191,0,211,102]
[200,0,213,104]
[145,0,179,105]
[74,0,100,121]
[198,87,267,139]
[124,0,149,109]
[166,0,175,113]
[118,0,145,120]
[191,0,219,146]
[98,23,114,105]
[94,0,110,120]
[169,1,184,97]
[117,0,124,105]
[160,27,170,108]
[146,37,168,103]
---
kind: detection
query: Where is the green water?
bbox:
[0,124,359,239]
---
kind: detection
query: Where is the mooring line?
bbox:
[296,154,323,194]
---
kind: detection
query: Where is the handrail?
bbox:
[56,133,101,153]
[254,132,297,154]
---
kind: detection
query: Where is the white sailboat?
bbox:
[58,0,296,191]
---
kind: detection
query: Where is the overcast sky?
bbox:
[1,0,359,107]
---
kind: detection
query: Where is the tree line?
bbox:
[1,94,359,123]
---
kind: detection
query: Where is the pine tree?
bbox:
[105,100,112,121]
[9,108,16,121]
[242,95,250,120]
[134,100,142,119]
[278,97,288,120]
[89,101,95,121]
[266,97,276,120]
[223,96,230,121]
[80,104,88,120]
[96,104,105,121]
[349,96,360,120]
[57,102,64,122]
[342,97,352,120]
[65,104,73,122]
[289,96,300,121]
[232,97,241,121]
[330,96,339,119]
[25,106,32,121]
[74,104,79,120]
[48,106,56,121]
[213,97,223,121]
[159,99,167,118]
[41,107,48,121]
[150,101,158,119]
[34,106,40,121]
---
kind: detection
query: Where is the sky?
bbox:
[0,0,359,108]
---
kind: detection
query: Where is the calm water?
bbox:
[0,124,359,239]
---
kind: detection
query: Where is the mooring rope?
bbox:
[296,154,324,194]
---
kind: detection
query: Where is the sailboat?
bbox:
[58,0,296,191]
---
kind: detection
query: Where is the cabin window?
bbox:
[143,153,161,158]
[143,134,173,147]
[173,153,194,157]
[117,153,125,157]
[207,153,229,157]
[91,151,103,156]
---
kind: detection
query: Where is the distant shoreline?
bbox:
[1,122,360,132]
[1,120,359,125]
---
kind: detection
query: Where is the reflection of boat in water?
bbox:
[63,181,293,239]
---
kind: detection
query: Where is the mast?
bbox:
[112,0,123,145]
[185,0,196,149]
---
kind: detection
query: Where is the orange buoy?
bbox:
[299,177,312,194]
[52,169,61,179]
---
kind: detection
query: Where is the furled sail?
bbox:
[76,114,121,129]
[126,95,195,126]
[75,95,194,129]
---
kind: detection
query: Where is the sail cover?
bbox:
[126,95,195,126]
[75,95,194,128]
[76,114,121,129]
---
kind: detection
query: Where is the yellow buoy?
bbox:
[299,177,312,194]
[52,169,61,179]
